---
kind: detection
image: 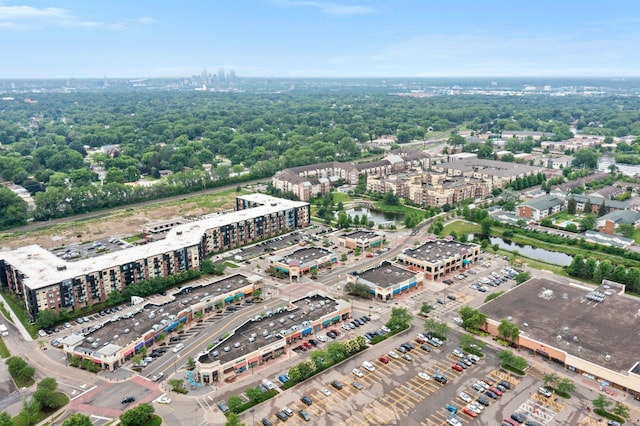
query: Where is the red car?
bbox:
[482,378,494,386]
[378,356,389,364]
[415,337,425,344]
[503,419,518,426]
[489,386,503,396]
[463,407,477,417]
[452,363,463,372]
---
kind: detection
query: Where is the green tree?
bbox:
[33,377,62,409]
[514,271,531,284]
[0,186,28,230]
[543,372,560,388]
[556,378,575,396]
[567,197,577,215]
[225,413,246,426]
[592,394,612,411]
[459,333,483,351]
[480,217,493,235]
[167,378,185,392]
[62,413,93,426]
[420,303,435,316]
[119,403,154,426]
[386,307,412,332]
[36,309,59,329]
[618,223,635,238]
[458,306,487,330]
[7,356,35,384]
[580,213,596,231]
[245,387,263,403]
[186,357,196,370]
[227,395,243,413]
[498,318,520,343]
[0,412,12,426]
[612,402,630,419]
[17,398,40,426]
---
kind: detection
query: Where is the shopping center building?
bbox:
[481,277,640,396]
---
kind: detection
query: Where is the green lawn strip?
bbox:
[142,415,163,426]
[373,202,421,215]
[0,338,10,358]
[1,292,38,339]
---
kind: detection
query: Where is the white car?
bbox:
[447,418,462,426]
[380,326,391,333]
[362,361,375,372]
[458,392,472,403]
[156,396,171,404]
[316,335,327,343]
[418,372,431,381]
[470,402,484,412]
[352,368,364,378]
[466,403,481,414]
[388,351,399,359]
[452,349,464,358]
[453,317,464,326]
[476,380,490,390]
[321,387,331,396]
[538,387,552,397]
[467,353,480,362]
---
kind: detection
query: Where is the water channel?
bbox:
[488,237,574,266]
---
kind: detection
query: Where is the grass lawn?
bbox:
[223,261,240,269]
[332,192,352,204]
[0,338,10,358]
[632,228,640,244]
[441,220,481,237]
[143,415,162,426]
[13,393,69,426]
[373,202,420,215]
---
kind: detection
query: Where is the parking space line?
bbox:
[395,386,421,403]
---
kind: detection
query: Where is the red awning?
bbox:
[248,356,259,364]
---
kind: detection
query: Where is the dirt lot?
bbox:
[0,197,237,251]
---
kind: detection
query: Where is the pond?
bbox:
[488,237,574,266]
[339,207,404,226]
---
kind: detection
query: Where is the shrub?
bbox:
[593,408,625,424]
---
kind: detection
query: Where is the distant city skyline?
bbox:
[1,0,639,79]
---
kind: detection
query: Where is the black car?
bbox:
[169,336,181,342]
[301,396,312,406]
[486,390,498,399]
[498,380,512,390]
[261,418,273,426]
[434,374,448,384]
[511,413,526,423]
[330,380,343,390]
[298,410,311,421]
[524,421,542,426]
[121,396,135,404]
[275,411,288,421]
[476,396,490,406]
[446,294,457,301]
[420,344,432,352]
[326,331,337,338]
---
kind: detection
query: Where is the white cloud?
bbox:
[0,4,153,31]
[277,0,375,16]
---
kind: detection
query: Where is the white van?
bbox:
[172,343,184,353]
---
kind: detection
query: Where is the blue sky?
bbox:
[1,0,639,78]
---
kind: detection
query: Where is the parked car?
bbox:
[282,407,294,417]
[362,361,375,372]
[511,413,526,423]
[352,368,364,378]
[451,363,463,372]
[330,380,343,390]
[378,355,389,364]
[300,396,312,406]
[537,387,552,397]
[298,410,311,421]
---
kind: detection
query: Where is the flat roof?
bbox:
[0,195,307,290]
[441,158,540,177]
[480,278,640,373]
[283,247,332,265]
[356,261,417,288]
[402,240,477,263]
[77,274,251,349]
[341,230,381,240]
[199,294,344,365]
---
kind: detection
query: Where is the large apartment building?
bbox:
[431,158,541,190]
[272,150,430,201]
[367,172,492,207]
[0,194,309,319]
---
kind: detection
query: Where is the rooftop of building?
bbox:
[340,230,381,241]
[67,274,253,352]
[355,261,417,288]
[401,239,478,264]
[598,209,640,224]
[480,278,640,374]
[0,195,307,290]
[517,195,566,211]
[282,247,333,265]
[198,294,346,365]
[439,158,540,177]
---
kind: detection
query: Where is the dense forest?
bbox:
[1,89,640,228]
